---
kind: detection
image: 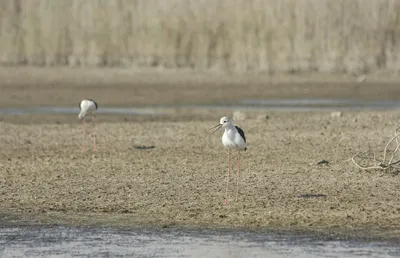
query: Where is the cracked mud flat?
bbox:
[1,110,400,240]
[1,68,400,240]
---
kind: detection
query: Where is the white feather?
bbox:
[78,99,97,120]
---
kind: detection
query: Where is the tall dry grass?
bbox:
[0,0,400,73]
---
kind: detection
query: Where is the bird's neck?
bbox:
[224,124,235,131]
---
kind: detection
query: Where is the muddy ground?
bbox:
[1,67,400,108]
[1,67,400,240]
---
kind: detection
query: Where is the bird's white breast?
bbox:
[222,128,246,150]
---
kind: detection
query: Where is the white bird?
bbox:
[78,99,98,152]
[210,116,247,204]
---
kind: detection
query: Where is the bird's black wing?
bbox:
[235,126,246,143]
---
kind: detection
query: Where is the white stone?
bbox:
[331,111,342,118]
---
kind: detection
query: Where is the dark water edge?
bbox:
[1,211,399,242]
[1,224,400,258]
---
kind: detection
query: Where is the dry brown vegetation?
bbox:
[352,127,400,172]
[1,0,400,73]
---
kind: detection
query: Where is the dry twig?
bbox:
[351,127,400,171]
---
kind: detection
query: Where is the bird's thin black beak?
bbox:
[210,124,222,134]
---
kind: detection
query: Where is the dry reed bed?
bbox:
[1,111,400,238]
[1,0,400,73]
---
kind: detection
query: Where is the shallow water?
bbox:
[0,107,164,116]
[0,226,399,258]
[0,99,399,116]
[238,98,400,111]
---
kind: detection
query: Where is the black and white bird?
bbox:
[210,116,247,204]
[78,99,98,152]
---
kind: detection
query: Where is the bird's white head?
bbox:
[219,116,233,128]
[210,116,233,134]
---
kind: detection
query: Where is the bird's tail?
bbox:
[78,110,87,120]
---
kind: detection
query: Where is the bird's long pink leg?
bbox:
[82,119,86,152]
[224,149,231,204]
[236,151,240,202]
[92,115,97,152]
